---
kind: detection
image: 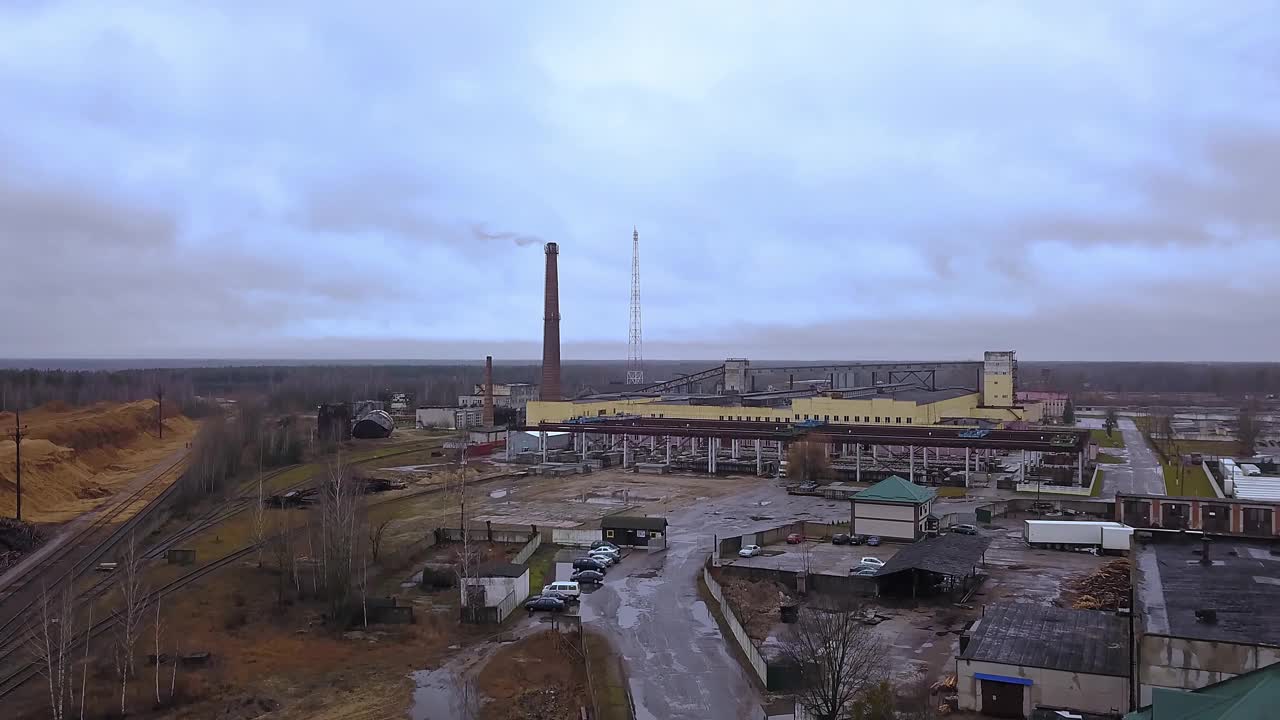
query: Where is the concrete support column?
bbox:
[872,445,878,462]
[1021,449,1027,482]
[1078,450,1084,486]
[581,433,587,460]
[755,439,763,476]
[909,445,915,481]
[541,431,548,463]
[666,437,673,464]
[856,444,862,483]
[732,439,740,459]
[707,438,714,473]
[650,436,657,451]
[623,435,631,468]
[924,446,930,469]
[965,447,971,488]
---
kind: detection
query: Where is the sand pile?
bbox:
[0,400,196,521]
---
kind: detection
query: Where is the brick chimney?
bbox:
[483,355,495,426]
[540,242,562,401]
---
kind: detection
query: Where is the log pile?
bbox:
[1070,559,1131,610]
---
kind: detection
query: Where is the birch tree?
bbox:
[27,582,77,720]
[112,535,148,715]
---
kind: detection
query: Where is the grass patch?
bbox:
[1162,459,1217,497]
[1090,471,1103,497]
[1091,429,1125,449]
[1096,452,1124,464]
[584,631,633,720]
[524,544,559,598]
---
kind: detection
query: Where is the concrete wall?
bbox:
[549,528,601,547]
[512,534,542,565]
[1138,634,1280,705]
[850,518,914,540]
[855,503,915,521]
[957,658,1129,716]
[507,430,572,456]
[461,572,530,607]
[703,565,768,685]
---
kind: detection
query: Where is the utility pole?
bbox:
[155,386,164,439]
[10,410,26,521]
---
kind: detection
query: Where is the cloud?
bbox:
[471,225,543,248]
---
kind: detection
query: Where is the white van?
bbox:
[542,581,580,598]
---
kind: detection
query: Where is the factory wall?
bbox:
[957,659,1129,717]
[1137,634,1280,705]
[525,392,1039,427]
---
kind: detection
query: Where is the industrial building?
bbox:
[458,382,538,411]
[1132,533,1280,706]
[848,475,937,541]
[1115,493,1279,537]
[957,603,1131,717]
[1016,391,1070,423]
[527,351,1043,429]
[1125,662,1280,720]
[416,405,484,430]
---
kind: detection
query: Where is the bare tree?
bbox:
[253,444,266,568]
[1104,408,1119,438]
[153,593,163,706]
[80,604,92,720]
[27,582,78,720]
[787,440,832,484]
[268,510,295,605]
[368,518,391,564]
[781,604,889,720]
[112,535,148,716]
[317,458,365,622]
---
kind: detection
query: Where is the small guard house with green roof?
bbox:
[850,475,938,541]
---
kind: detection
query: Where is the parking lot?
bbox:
[722,538,900,577]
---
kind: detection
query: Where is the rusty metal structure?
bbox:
[483,355,495,426]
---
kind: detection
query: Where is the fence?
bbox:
[1203,461,1225,498]
[702,562,768,685]
[464,588,519,624]
[512,533,542,564]
[549,527,601,547]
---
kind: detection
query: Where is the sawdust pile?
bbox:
[1069,559,1131,610]
[720,574,793,642]
[0,400,196,521]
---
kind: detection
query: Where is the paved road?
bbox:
[580,485,847,720]
[1098,419,1166,497]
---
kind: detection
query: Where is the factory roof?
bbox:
[1133,535,1280,647]
[600,515,668,532]
[1230,475,1280,502]
[876,533,989,578]
[853,475,937,504]
[875,387,976,403]
[1126,662,1280,720]
[959,603,1129,677]
[476,562,528,578]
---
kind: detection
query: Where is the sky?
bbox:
[2,1,1279,362]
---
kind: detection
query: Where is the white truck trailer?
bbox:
[1024,520,1132,552]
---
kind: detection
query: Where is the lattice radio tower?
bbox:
[627,226,644,384]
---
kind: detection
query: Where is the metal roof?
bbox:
[875,533,990,577]
[959,602,1129,677]
[476,562,527,578]
[1231,476,1280,502]
[1125,662,1280,720]
[600,515,668,532]
[853,476,937,504]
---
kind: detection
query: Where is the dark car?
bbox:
[831,533,851,545]
[570,570,605,584]
[572,558,608,573]
[866,536,881,547]
[525,596,566,613]
[950,524,979,535]
[539,590,580,605]
[849,534,866,545]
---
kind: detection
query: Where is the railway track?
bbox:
[0,437,466,699]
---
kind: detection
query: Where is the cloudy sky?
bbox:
[3,2,1279,361]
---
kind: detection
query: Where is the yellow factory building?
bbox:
[527,351,1043,428]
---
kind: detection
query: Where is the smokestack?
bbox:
[483,356,495,426]
[540,242,562,401]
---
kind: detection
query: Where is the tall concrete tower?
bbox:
[540,242,562,401]
[626,227,644,385]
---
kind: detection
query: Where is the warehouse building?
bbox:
[505,429,572,457]
[957,603,1130,717]
[459,382,539,410]
[1016,391,1069,423]
[526,351,1043,428]
[1132,533,1280,706]
[849,475,937,541]
[1125,661,1280,720]
[416,405,484,430]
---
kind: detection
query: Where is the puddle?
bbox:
[488,489,509,499]
[584,497,626,505]
[409,667,474,720]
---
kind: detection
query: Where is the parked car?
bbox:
[786,533,804,544]
[590,540,620,551]
[850,566,879,577]
[738,544,762,558]
[538,590,580,605]
[572,558,608,573]
[589,546,621,561]
[950,524,979,535]
[831,533,851,545]
[525,596,567,613]
[849,534,866,545]
[587,550,618,565]
[570,570,605,584]
[541,581,581,598]
[866,536,881,546]
[859,556,885,568]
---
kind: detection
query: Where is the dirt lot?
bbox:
[0,400,197,521]
[475,630,591,719]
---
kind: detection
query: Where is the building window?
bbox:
[794,414,800,420]
[896,417,902,424]
[844,416,850,422]
[719,416,724,421]
[805,414,810,420]
[824,415,830,422]
[906,418,912,424]
[605,530,614,539]
[875,417,881,423]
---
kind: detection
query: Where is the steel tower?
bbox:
[627,227,644,384]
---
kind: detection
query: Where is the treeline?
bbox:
[173,403,306,512]
[1020,361,1280,398]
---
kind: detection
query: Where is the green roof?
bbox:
[1125,662,1280,720]
[852,475,936,504]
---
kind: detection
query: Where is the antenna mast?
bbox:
[627,227,644,384]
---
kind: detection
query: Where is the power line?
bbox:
[9,410,26,522]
